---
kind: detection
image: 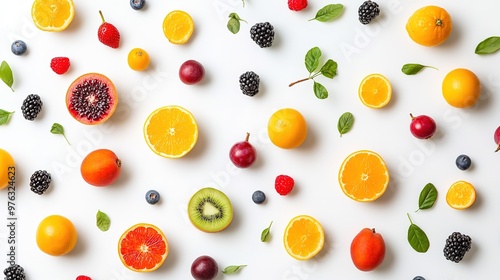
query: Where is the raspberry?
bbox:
[76,276,92,280]
[50,57,70,75]
[275,175,294,195]
[288,0,308,11]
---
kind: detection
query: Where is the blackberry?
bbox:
[358,0,380,24]
[3,264,26,280]
[443,232,472,263]
[239,71,260,96]
[30,170,51,195]
[250,22,274,48]
[21,94,43,121]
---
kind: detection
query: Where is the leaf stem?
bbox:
[63,134,71,145]
[289,77,311,87]
[407,213,414,224]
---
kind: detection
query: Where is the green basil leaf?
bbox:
[0,61,14,92]
[320,59,338,79]
[305,47,321,73]
[337,112,354,137]
[50,122,71,145]
[222,264,247,274]
[227,18,240,34]
[401,64,437,75]
[229,12,242,21]
[313,81,328,99]
[418,183,437,210]
[407,213,429,253]
[475,36,500,54]
[96,210,111,232]
[261,221,272,242]
[310,4,344,22]
[0,109,14,125]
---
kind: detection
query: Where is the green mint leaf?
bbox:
[227,18,241,34]
[261,221,272,242]
[310,4,344,22]
[96,210,111,232]
[0,109,14,125]
[401,63,438,75]
[0,61,14,92]
[320,59,338,78]
[407,213,429,253]
[418,183,437,210]
[475,36,500,54]
[222,264,247,274]
[337,112,354,137]
[50,123,71,145]
[313,81,328,99]
[305,47,322,74]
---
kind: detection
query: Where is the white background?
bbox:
[1,0,500,279]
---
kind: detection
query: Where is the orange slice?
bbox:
[162,10,194,44]
[118,223,169,272]
[144,105,199,158]
[358,74,392,108]
[31,0,75,32]
[338,150,390,202]
[446,180,476,210]
[284,215,325,260]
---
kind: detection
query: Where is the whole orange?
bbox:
[442,68,481,108]
[81,149,121,187]
[36,215,78,256]
[350,228,385,271]
[0,148,15,190]
[267,108,307,149]
[127,48,150,71]
[406,5,452,47]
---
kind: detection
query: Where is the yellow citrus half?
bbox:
[162,10,194,44]
[446,180,476,210]
[358,74,392,108]
[284,215,325,260]
[31,0,75,32]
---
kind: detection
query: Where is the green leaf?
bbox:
[222,264,247,274]
[475,36,500,54]
[50,123,71,145]
[242,0,245,7]
[337,112,354,137]
[305,47,321,74]
[96,210,111,232]
[309,4,344,22]
[401,63,437,75]
[261,221,272,242]
[320,59,338,79]
[227,13,246,34]
[313,81,328,99]
[0,109,14,125]
[407,213,429,253]
[418,183,438,210]
[0,61,14,92]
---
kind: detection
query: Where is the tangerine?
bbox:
[0,148,15,190]
[36,215,78,256]
[406,5,452,47]
[442,68,481,108]
[267,108,307,149]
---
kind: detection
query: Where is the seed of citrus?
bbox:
[31,0,75,32]
[442,68,481,108]
[446,180,476,210]
[267,108,307,149]
[128,48,150,71]
[283,215,325,260]
[162,10,194,44]
[358,74,392,109]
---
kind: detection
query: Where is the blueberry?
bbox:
[130,0,145,10]
[11,40,27,55]
[413,277,425,280]
[145,190,160,204]
[252,190,266,204]
[456,154,471,171]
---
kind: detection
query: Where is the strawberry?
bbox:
[76,276,92,280]
[50,57,70,75]
[275,174,294,195]
[288,0,308,11]
[97,10,120,48]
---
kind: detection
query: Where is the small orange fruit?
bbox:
[31,0,75,32]
[350,228,385,271]
[36,214,78,256]
[127,48,150,71]
[283,215,325,260]
[163,10,194,44]
[442,68,481,108]
[406,5,452,47]
[446,180,476,210]
[0,148,15,190]
[268,108,307,149]
[118,223,169,272]
[80,149,121,187]
[338,150,390,202]
[358,74,392,109]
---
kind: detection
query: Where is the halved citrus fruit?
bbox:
[163,10,194,44]
[446,180,476,210]
[338,150,390,202]
[358,74,392,108]
[118,223,169,272]
[284,215,325,260]
[143,105,198,158]
[31,0,75,32]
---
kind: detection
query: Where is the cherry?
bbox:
[179,60,205,85]
[494,126,500,152]
[229,132,256,168]
[410,113,436,139]
[191,255,218,280]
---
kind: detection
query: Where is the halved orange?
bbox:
[358,74,392,108]
[118,223,169,272]
[338,150,390,202]
[163,10,194,44]
[284,215,325,260]
[32,0,75,32]
[446,180,476,210]
[143,105,198,158]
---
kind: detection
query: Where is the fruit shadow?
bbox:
[376,240,395,272]
[66,226,88,258]
[183,124,208,160]
[296,122,318,153]
[155,236,180,273]
[65,3,83,33]
[110,158,132,188]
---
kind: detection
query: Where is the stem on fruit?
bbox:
[245,132,250,142]
[99,10,106,23]
[435,19,442,26]
[495,144,500,152]
[410,113,415,120]
[289,77,310,87]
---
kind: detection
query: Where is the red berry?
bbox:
[97,11,120,48]
[275,175,294,195]
[288,0,308,11]
[50,57,70,75]
[76,276,92,280]
[494,126,500,152]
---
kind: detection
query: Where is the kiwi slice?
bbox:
[188,187,233,233]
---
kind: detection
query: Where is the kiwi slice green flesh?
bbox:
[188,187,233,233]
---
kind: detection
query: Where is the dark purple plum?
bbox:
[191,255,218,280]
[179,60,205,85]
